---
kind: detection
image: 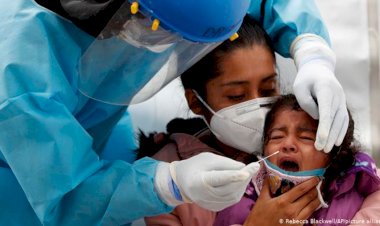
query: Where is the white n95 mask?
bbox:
[193,90,277,154]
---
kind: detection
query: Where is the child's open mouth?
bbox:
[279,159,299,172]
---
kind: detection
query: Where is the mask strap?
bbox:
[190,90,218,132]
[192,90,224,118]
[316,180,329,209]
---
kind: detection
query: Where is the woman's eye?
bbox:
[260,89,277,97]
[227,95,245,101]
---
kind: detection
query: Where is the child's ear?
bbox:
[185,89,203,115]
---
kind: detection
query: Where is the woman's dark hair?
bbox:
[263,94,359,201]
[180,16,276,99]
[135,17,275,159]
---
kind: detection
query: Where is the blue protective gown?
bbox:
[0,0,330,225]
[248,0,330,57]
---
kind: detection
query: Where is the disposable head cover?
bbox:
[78,0,250,105]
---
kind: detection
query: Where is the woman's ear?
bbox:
[185,89,203,115]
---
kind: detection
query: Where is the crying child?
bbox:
[213,94,380,226]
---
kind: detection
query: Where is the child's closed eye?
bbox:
[270,135,284,140]
[268,131,285,140]
[300,136,315,141]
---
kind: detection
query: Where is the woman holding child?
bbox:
[137,17,380,226]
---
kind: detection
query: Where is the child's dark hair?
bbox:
[135,117,207,159]
[263,94,359,201]
[180,16,275,99]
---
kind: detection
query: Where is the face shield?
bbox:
[78,2,221,106]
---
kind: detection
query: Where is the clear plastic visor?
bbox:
[78,2,220,105]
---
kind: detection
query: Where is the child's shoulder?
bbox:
[327,152,379,203]
[350,152,378,175]
[344,151,380,196]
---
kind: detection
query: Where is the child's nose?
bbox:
[281,136,298,153]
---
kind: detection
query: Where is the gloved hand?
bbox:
[154,152,260,211]
[291,34,349,153]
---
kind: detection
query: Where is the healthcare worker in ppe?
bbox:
[0,1,348,226]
